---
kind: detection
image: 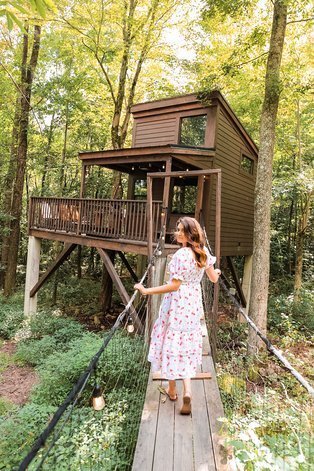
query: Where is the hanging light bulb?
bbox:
[127,316,135,333]
[131,166,135,171]
[92,384,105,411]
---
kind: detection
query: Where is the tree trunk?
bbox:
[41,111,55,195]
[294,192,312,301]
[0,97,21,289]
[248,0,287,353]
[4,24,41,296]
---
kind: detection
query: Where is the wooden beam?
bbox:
[147,169,220,178]
[226,256,247,307]
[152,372,212,381]
[161,159,172,248]
[97,248,143,334]
[146,175,154,341]
[30,243,77,297]
[117,251,138,282]
[195,174,205,221]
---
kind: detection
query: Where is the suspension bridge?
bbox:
[17,228,313,470]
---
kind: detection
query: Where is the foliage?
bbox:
[31,332,102,406]
[268,288,314,338]
[221,391,313,470]
[0,295,25,339]
[0,403,57,469]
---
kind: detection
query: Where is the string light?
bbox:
[127,316,134,333]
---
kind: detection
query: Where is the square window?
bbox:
[179,115,207,147]
[240,154,254,175]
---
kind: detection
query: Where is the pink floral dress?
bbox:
[148,247,216,380]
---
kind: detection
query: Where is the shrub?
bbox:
[31,332,103,406]
[0,403,56,470]
[0,295,25,339]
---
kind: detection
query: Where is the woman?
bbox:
[134,217,221,415]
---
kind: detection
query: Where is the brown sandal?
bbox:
[180,394,192,415]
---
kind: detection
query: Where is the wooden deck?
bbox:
[132,325,227,471]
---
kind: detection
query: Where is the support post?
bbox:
[210,170,221,364]
[151,256,167,325]
[241,255,253,321]
[24,236,41,316]
[146,176,154,342]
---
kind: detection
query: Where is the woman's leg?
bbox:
[167,379,177,399]
[182,378,192,397]
[180,378,192,415]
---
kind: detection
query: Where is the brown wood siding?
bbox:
[134,118,178,147]
[204,107,257,257]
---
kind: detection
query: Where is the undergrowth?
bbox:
[0,292,149,470]
[216,288,314,470]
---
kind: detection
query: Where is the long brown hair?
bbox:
[176,217,207,268]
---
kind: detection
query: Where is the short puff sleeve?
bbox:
[205,247,216,269]
[168,249,189,281]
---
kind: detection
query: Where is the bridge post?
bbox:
[24,236,41,316]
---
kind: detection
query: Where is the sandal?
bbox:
[180,394,192,415]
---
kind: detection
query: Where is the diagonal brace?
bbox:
[97,248,143,334]
[30,243,77,297]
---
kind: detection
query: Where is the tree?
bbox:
[248,0,287,352]
[3,23,41,296]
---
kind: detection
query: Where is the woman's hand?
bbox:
[134,283,148,296]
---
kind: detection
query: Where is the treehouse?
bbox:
[25,91,258,316]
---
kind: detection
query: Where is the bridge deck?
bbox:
[132,325,227,471]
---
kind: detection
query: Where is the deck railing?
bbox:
[29,197,163,242]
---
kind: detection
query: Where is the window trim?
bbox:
[239,151,255,177]
[179,114,208,148]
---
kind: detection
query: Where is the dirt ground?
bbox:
[0,341,38,406]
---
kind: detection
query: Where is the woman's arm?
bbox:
[134,279,182,296]
[206,266,221,283]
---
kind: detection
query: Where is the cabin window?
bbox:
[179,115,207,147]
[172,185,197,214]
[240,154,254,175]
[134,179,147,199]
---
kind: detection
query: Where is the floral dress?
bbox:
[148,246,216,380]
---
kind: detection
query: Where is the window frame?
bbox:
[239,152,255,177]
[178,114,208,148]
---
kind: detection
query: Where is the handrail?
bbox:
[29,197,163,242]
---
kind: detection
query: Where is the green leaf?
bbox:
[34,0,46,17]
[6,11,13,30]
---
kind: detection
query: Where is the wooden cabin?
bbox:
[25,91,258,315]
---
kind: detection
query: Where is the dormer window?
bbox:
[179,115,207,147]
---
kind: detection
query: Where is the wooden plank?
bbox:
[173,381,194,471]
[30,243,77,297]
[202,336,227,471]
[192,378,216,471]
[152,372,212,381]
[132,372,161,471]
[153,380,175,471]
